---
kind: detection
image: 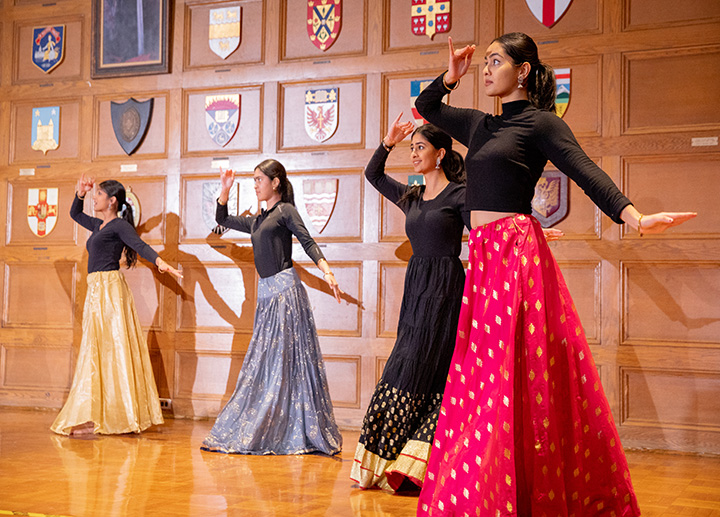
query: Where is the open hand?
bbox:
[384,112,415,147]
[76,173,95,197]
[446,36,476,84]
[640,212,697,235]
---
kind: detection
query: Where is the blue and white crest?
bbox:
[305,88,338,143]
[410,79,433,125]
[32,26,65,73]
[205,95,241,147]
[31,106,60,155]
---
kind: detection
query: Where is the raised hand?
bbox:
[384,112,415,147]
[445,36,476,85]
[639,212,697,235]
[76,173,95,197]
[220,168,236,191]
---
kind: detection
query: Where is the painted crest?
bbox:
[303,178,338,234]
[525,0,573,28]
[202,180,239,232]
[531,170,568,227]
[32,25,65,73]
[205,95,241,147]
[209,6,241,59]
[27,188,58,237]
[110,98,154,155]
[307,0,342,51]
[31,106,60,155]
[408,175,425,186]
[555,68,570,118]
[411,0,451,40]
[125,186,142,227]
[410,79,434,125]
[305,88,338,143]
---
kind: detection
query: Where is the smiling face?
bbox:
[410,133,445,174]
[483,41,525,100]
[253,168,279,202]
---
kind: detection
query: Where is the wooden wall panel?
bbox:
[6,180,77,245]
[502,0,602,38]
[94,93,168,159]
[623,0,720,30]
[624,46,720,134]
[558,261,602,345]
[184,0,265,70]
[377,261,406,338]
[182,85,263,156]
[547,56,602,138]
[13,17,84,84]
[11,99,80,163]
[123,267,163,330]
[174,350,245,401]
[280,0,366,61]
[622,262,720,347]
[324,355,361,409]
[3,262,75,328]
[1,346,72,389]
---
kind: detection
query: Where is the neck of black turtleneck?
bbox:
[501,99,531,119]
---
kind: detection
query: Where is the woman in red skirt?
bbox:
[414,32,697,516]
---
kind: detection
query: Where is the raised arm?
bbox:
[365,112,414,206]
[215,168,253,234]
[71,174,100,231]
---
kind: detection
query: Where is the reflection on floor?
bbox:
[0,409,719,516]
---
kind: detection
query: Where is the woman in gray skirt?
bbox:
[201,159,343,456]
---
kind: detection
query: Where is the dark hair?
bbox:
[494,32,556,113]
[398,124,466,206]
[98,179,137,268]
[255,159,295,206]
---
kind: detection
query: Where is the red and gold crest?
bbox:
[27,187,58,237]
[307,0,342,51]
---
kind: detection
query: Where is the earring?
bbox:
[435,158,441,169]
[518,76,524,89]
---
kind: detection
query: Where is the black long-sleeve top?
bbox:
[71,195,160,273]
[216,200,325,278]
[365,144,469,257]
[415,74,632,223]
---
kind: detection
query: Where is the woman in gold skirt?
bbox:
[51,174,182,436]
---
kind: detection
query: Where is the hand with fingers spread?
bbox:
[218,168,236,206]
[76,173,95,198]
[383,112,416,150]
[638,212,697,235]
[445,36,476,86]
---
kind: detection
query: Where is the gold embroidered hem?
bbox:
[51,271,163,435]
[350,442,394,492]
[385,439,431,489]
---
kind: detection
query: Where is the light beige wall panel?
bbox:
[622,262,720,347]
[557,261,601,345]
[174,350,245,401]
[13,17,83,84]
[280,0,366,61]
[93,93,168,159]
[622,155,718,239]
[176,263,256,333]
[6,180,77,245]
[383,0,477,53]
[375,357,388,384]
[502,0,602,38]
[3,262,75,328]
[11,99,80,163]
[116,176,167,244]
[552,163,604,239]
[377,261,406,338]
[623,46,720,134]
[296,261,362,337]
[180,174,242,243]
[184,0,265,70]
[150,348,173,400]
[123,267,163,330]
[278,76,366,151]
[324,355,361,409]
[621,367,720,431]
[623,0,720,30]
[547,56,602,138]
[1,345,72,389]
[182,85,263,156]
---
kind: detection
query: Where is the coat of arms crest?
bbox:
[305,88,338,143]
[27,188,59,237]
[110,98,154,155]
[411,0,451,40]
[209,7,241,59]
[31,106,60,155]
[307,0,342,51]
[205,95,241,147]
[32,25,65,73]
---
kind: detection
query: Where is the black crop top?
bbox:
[415,74,632,223]
[365,144,469,257]
[71,195,160,274]
[216,200,325,278]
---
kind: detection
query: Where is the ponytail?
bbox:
[494,32,557,113]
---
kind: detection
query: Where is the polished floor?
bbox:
[0,409,719,517]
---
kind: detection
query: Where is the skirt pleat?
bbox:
[51,270,164,435]
[201,267,342,456]
[351,255,465,491]
[418,215,640,516]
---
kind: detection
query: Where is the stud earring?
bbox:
[435,158,441,169]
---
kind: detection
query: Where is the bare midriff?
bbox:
[471,210,518,230]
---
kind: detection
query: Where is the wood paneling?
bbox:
[502,0,602,38]
[558,261,602,345]
[623,0,720,30]
[324,355,362,409]
[11,98,81,163]
[6,180,77,245]
[1,345,72,389]
[3,262,75,328]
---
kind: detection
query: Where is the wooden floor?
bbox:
[1,409,719,517]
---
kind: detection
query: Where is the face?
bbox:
[93,188,115,213]
[483,41,522,99]
[253,168,279,202]
[409,133,445,174]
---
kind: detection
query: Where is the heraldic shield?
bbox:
[111,98,154,155]
[32,106,60,155]
[205,95,241,147]
[305,88,338,143]
[555,68,571,118]
[27,188,59,237]
[307,0,342,52]
[525,0,573,28]
[32,25,65,73]
[209,6,241,59]
[303,178,338,234]
[411,0,452,40]
[531,170,568,227]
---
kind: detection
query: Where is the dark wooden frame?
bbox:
[91,0,170,78]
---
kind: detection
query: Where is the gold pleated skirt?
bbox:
[51,270,164,435]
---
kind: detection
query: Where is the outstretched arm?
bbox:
[316,258,343,304]
[620,205,697,236]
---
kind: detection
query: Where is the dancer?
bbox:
[415,33,696,516]
[201,159,343,455]
[52,175,182,436]
[351,117,469,491]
